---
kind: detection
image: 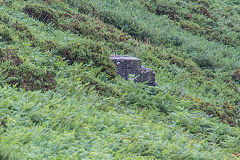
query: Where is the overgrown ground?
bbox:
[1,0,240,159]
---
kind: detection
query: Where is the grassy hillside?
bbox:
[1,0,240,159]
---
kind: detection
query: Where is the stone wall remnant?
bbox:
[110,55,156,86]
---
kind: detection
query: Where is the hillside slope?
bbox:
[1,0,240,159]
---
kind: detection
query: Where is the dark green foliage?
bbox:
[77,0,99,15]
[0,49,22,67]
[120,81,177,113]
[55,41,117,79]
[0,25,13,42]
[0,154,8,160]
[81,73,120,96]
[0,49,56,91]
[143,0,240,47]
[101,11,151,41]
[64,14,131,43]
[1,0,240,159]
[23,3,59,25]
[0,14,35,42]
[80,0,240,70]
[11,21,35,41]
[31,39,58,51]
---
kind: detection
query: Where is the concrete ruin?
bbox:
[110,55,156,86]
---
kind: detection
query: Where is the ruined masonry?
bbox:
[110,55,156,86]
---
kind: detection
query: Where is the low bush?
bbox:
[0,0,240,159]
[0,49,56,91]
[23,3,59,25]
[0,25,13,43]
[55,41,117,79]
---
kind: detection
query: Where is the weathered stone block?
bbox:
[110,55,141,70]
[134,66,156,86]
[110,55,156,86]
[116,69,141,80]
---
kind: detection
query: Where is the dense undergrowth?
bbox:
[1,0,240,159]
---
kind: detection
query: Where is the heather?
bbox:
[1,0,240,159]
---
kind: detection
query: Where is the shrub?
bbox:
[23,4,59,25]
[0,25,12,42]
[11,21,35,41]
[55,41,117,79]
[62,13,131,43]
[0,49,56,91]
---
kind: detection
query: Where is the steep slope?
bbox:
[0,0,240,159]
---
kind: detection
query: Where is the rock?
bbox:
[110,55,141,70]
[110,55,156,86]
[134,66,156,86]
[116,69,141,80]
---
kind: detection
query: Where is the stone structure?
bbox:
[110,55,156,86]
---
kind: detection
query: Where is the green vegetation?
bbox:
[1,0,240,159]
